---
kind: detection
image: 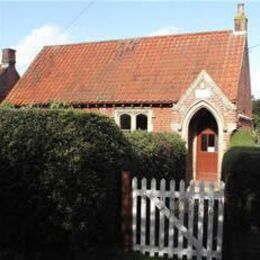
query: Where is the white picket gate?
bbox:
[132,178,225,259]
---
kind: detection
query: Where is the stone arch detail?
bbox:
[181,100,225,182]
[181,100,226,139]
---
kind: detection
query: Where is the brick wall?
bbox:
[83,106,173,133]
[151,107,172,132]
[0,66,20,101]
[236,44,253,129]
[83,107,114,117]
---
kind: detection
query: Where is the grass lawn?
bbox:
[82,247,168,260]
[229,130,255,147]
[0,249,168,260]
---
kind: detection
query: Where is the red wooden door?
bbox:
[196,128,218,181]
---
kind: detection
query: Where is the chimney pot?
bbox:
[237,3,245,15]
[1,48,16,67]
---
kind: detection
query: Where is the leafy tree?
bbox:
[252,99,260,144]
[253,98,260,116]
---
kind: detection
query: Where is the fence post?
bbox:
[121,171,132,251]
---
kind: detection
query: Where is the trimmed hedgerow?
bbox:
[0,109,132,259]
[222,146,260,229]
[222,146,260,259]
[126,131,187,182]
[0,109,187,259]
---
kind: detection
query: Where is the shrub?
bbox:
[47,101,73,109]
[0,101,15,109]
[222,146,260,230]
[126,131,186,181]
[0,109,132,259]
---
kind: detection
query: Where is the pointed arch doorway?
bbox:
[188,108,219,182]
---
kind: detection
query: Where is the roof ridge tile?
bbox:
[44,29,235,49]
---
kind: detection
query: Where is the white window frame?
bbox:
[114,108,153,132]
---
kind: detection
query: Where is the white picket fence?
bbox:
[132,178,225,259]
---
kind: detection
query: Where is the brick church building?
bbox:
[5,4,252,182]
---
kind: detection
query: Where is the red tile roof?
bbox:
[6,30,246,106]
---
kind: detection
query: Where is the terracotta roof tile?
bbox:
[6,30,246,105]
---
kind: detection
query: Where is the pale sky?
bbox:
[1,0,260,97]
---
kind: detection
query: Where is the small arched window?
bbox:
[136,114,148,130]
[120,114,131,130]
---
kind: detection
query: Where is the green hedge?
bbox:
[222,146,260,230]
[0,109,132,259]
[0,109,187,259]
[126,131,186,181]
[222,146,260,259]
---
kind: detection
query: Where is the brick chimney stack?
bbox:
[234,3,248,32]
[1,48,16,68]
